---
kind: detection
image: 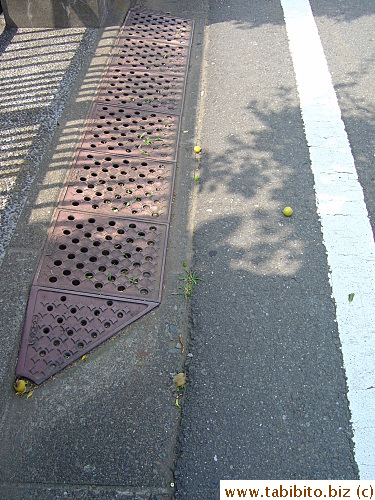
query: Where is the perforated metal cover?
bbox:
[119,9,193,46]
[110,38,189,76]
[61,151,175,221]
[16,8,194,385]
[34,209,167,303]
[82,105,179,161]
[98,68,186,114]
[16,288,156,385]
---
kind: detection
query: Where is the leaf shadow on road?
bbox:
[175,95,360,493]
[209,0,375,31]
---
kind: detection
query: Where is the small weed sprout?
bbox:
[177,261,203,300]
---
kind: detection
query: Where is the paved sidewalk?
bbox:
[0,0,206,498]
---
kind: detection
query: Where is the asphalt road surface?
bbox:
[175,0,375,497]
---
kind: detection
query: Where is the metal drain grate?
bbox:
[110,38,190,76]
[61,151,175,221]
[119,9,193,46]
[16,288,156,385]
[82,105,179,161]
[98,68,186,114]
[16,8,193,384]
[34,209,167,303]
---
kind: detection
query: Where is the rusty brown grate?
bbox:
[82,105,180,162]
[15,8,194,385]
[60,150,176,222]
[16,287,156,385]
[98,68,186,114]
[110,38,190,76]
[118,9,193,46]
[34,209,167,303]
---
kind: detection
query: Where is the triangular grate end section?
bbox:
[16,287,158,385]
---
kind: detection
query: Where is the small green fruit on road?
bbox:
[14,379,26,394]
[194,145,201,153]
[283,206,293,217]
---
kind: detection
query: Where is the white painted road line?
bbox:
[281,0,375,479]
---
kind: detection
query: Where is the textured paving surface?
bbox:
[0,24,96,264]
[15,8,193,385]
